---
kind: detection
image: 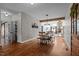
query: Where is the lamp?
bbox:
[45,14,50,25]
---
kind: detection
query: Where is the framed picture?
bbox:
[32,22,38,28]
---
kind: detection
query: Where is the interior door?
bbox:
[1,22,9,47]
[8,21,17,43]
[1,23,5,46]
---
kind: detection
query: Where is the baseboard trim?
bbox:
[19,37,38,43]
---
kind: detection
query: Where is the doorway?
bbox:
[1,22,9,46]
[1,21,17,47]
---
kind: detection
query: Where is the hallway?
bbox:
[0,36,70,56]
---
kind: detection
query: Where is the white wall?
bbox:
[0,12,1,45]
[64,4,72,48]
[21,12,39,42]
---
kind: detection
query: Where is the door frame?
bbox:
[1,22,7,44]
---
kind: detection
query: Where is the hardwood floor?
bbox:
[72,34,79,56]
[0,36,70,56]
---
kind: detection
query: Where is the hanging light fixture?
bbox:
[44,14,50,25]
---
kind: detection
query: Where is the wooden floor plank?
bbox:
[0,36,70,56]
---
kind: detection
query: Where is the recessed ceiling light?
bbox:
[30,3,34,5]
[5,14,8,16]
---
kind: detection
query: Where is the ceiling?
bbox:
[0,3,70,20]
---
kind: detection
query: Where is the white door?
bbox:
[1,22,9,47]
